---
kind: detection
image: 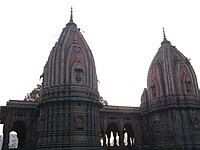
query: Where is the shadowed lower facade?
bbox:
[1,10,200,150]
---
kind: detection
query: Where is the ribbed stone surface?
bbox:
[42,22,98,93]
[146,39,199,101]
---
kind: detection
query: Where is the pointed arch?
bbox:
[176,63,196,95]
[148,66,163,99]
[65,34,89,86]
[106,123,119,146]
[123,123,135,146]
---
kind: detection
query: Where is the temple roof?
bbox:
[146,30,199,99]
[41,8,98,102]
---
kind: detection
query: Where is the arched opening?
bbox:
[9,131,18,149]
[124,132,128,146]
[123,123,135,146]
[106,123,119,146]
[100,137,103,146]
[10,120,27,149]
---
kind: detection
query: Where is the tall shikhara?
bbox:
[37,8,101,150]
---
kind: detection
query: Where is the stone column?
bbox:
[113,131,117,146]
[119,129,124,146]
[127,134,131,146]
[2,126,9,150]
[102,130,106,146]
[103,119,107,146]
[107,131,111,146]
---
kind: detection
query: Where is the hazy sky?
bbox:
[1,0,200,107]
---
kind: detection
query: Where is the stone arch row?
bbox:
[101,122,135,147]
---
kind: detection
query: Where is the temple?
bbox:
[1,9,200,150]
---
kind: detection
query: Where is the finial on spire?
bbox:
[70,7,73,22]
[163,27,166,40]
[66,7,77,27]
[161,27,171,45]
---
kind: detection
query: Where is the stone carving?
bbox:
[184,74,192,94]
[72,59,85,85]
[192,118,200,134]
[75,116,84,129]
[152,115,160,141]
[73,46,81,53]
[150,80,157,98]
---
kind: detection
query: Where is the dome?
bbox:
[147,34,199,101]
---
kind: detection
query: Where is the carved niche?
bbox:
[75,116,84,130]
[150,81,157,98]
[177,63,193,95]
[183,74,192,94]
[149,67,162,99]
[191,117,200,134]
[71,59,85,85]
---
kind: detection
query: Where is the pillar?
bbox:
[127,134,131,146]
[102,130,106,146]
[2,126,9,150]
[119,129,124,146]
[107,131,111,146]
[113,131,117,146]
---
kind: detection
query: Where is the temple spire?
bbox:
[67,7,76,27]
[161,27,171,45]
[70,7,73,22]
[163,27,166,40]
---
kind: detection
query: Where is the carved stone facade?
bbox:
[1,11,200,150]
[140,34,200,149]
[37,11,101,150]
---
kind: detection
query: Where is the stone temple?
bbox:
[1,9,200,150]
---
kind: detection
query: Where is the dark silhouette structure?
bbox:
[1,10,200,150]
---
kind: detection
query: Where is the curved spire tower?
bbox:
[140,29,200,148]
[147,29,198,99]
[37,9,101,150]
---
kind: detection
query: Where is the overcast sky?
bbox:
[0,0,200,108]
